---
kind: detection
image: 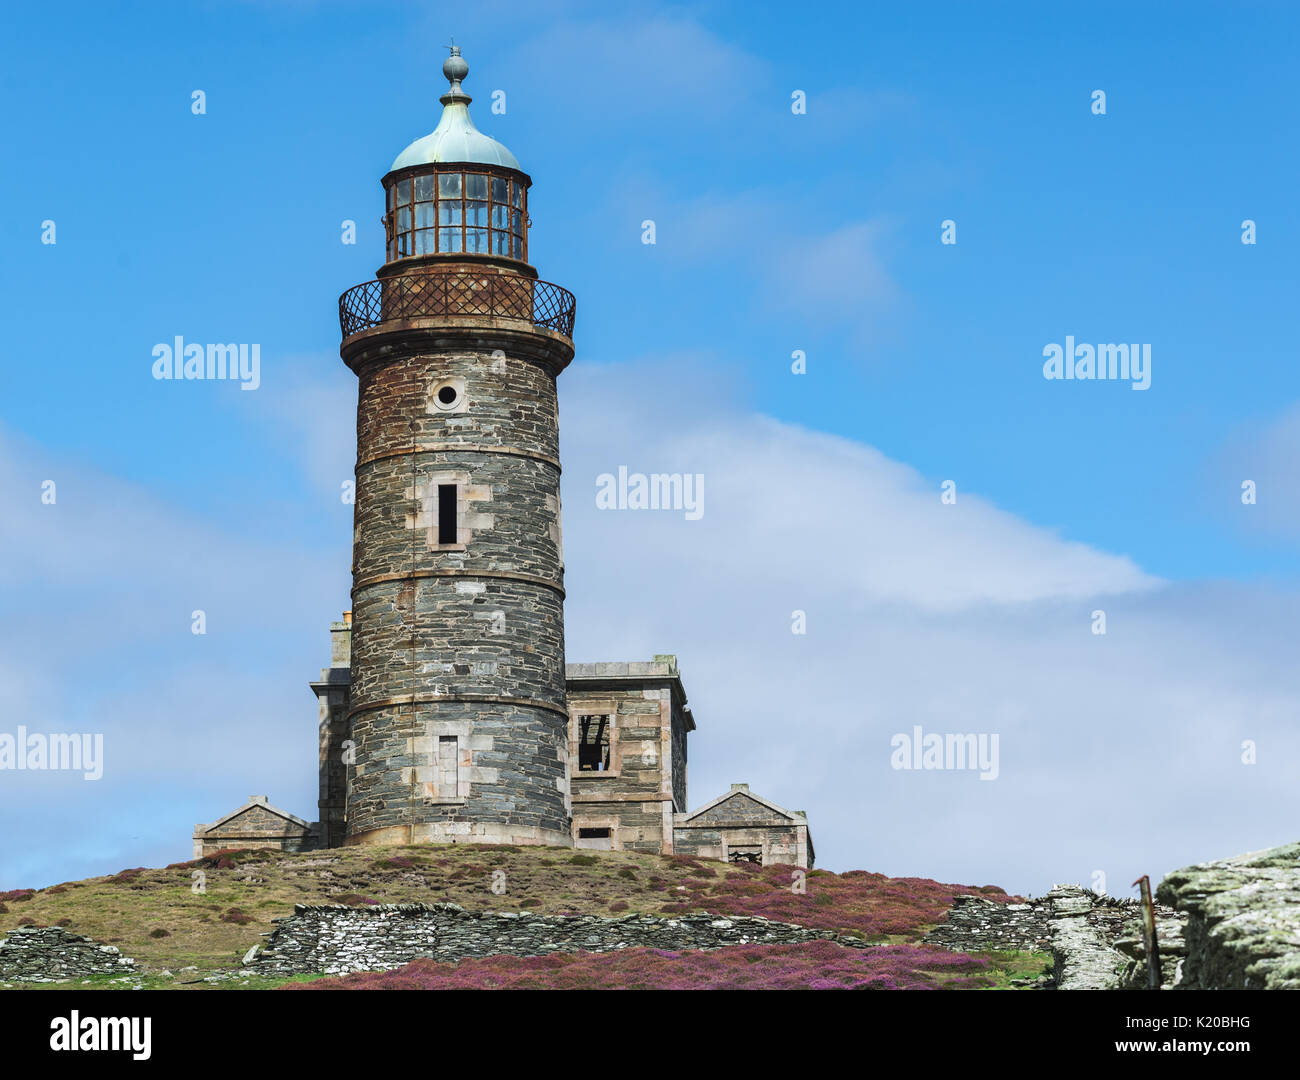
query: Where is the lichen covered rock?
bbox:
[1157,841,1300,990]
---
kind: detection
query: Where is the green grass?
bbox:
[0,971,325,991]
[971,949,1054,989]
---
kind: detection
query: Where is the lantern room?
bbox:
[381,47,530,269]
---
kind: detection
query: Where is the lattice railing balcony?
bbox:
[339,271,576,340]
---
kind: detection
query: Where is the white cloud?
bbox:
[558,362,1300,893]
[562,359,1156,613]
[0,424,346,886]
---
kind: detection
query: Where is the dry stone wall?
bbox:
[250,902,867,976]
[925,885,1186,989]
[0,926,137,983]
[1046,887,1185,990]
[922,894,1052,953]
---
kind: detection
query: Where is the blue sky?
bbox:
[1,1,1297,895]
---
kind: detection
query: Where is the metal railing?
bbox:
[339,271,576,339]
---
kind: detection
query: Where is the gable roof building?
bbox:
[192,796,318,858]
[674,784,815,868]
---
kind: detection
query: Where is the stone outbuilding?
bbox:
[673,784,814,868]
[567,656,694,854]
[192,795,318,857]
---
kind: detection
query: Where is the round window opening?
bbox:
[437,385,459,406]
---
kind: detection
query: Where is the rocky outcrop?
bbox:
[0,926,137,983]
[1157,841,1300,990]
[925,885,1185,989]
[250,902,870,976]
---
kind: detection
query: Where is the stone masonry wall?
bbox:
[673,823,807,866]
[923,894,1053,954]
[569,678,677,854]
[250,903,865,976]
[195,803,316,858]
[345,342,571,846]
[0,926,137,984]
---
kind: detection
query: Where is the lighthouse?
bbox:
[186,48,817,869]
[335,47,576,847]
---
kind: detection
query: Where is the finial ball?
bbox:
[443,52,469,86]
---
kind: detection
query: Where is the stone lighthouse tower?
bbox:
[336,47,576,848]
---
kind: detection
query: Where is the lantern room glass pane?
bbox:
[415,203,435,228]
[510,234,522,258]
[467,228,488,253]
[491,177,508,204]
[465,173,488,200]
[438,173,461,198]
[396,207,411,231]
[415,174,435,201]
[491,205,508,228]
[510,182,523,208]
[439,203,461,225]
[395,179,411,204]
[491,230,508,254]
[396,232,411,257]
[414,229,434,255]
[466,200,488,227]
[438,227,461,252]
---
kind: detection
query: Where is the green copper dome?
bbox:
[390,47,521,173]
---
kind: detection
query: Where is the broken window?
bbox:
[577,714,611,772]
[438,735,459,797]
[437,484,457,545]
[728,847,763,864]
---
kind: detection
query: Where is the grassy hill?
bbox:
[0,845,1047,989]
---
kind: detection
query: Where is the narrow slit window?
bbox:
[438,484,458,545]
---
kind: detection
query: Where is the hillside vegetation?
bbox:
[293,941,1001,991]
[1,844,1034,987]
